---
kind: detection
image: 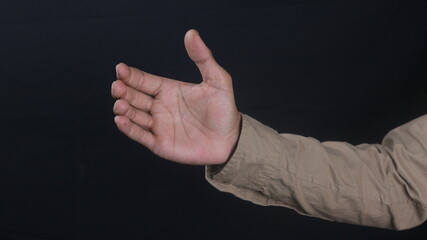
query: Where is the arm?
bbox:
[111,29,426,230]
[207,114,427,230]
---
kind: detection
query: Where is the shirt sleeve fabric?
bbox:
[205,114,427,230]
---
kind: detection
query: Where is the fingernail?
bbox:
[111,81,116,95]
[116,63,121,79]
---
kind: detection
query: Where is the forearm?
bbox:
[206,114,427,230]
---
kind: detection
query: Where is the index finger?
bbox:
[116,63,165,96]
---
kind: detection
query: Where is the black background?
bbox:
[1,0,426,239]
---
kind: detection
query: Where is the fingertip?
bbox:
[116,62,126,70]
[111,80,121,97]
[184,29,202,46]
[184,29,199,40]
[114,115,130,131]
[114,115,122,125]
[116,62,129,80]
[113,99,130,115]
[189,28,198,34]
[111,80,127,98]
[184,29,212,64]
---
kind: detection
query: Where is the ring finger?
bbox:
[114,99,153,130]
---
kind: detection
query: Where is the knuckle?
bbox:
[127,88,136,102]
[126,106,135,120]
[137,128,146,142]
[144,98,152,111]
[137,71,146,90]
[146,115,153,127]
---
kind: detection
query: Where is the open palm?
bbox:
[112,30,241,165]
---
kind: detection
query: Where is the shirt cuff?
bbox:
[205,114,286,206]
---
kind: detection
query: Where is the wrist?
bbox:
[222,113,242,165]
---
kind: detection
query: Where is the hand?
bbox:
[111,29,241,165]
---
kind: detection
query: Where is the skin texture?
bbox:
[111,29,241,165]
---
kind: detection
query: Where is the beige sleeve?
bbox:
[206,114,427,230]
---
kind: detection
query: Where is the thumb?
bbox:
[184,29,231,88]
